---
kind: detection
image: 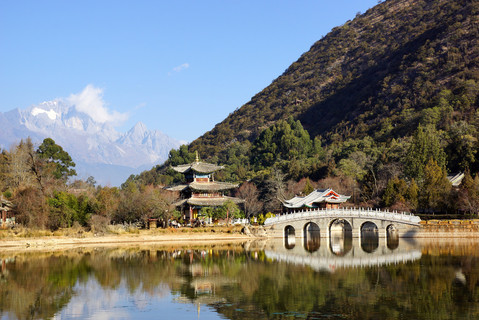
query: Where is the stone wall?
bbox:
[416,219,479,238]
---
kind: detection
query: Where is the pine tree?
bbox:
[406,178,419,209]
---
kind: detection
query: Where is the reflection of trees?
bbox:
[0,255,81,319]
[0,244,479,319]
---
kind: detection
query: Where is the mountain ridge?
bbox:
[0,99,182,186]
[189,0,479,158]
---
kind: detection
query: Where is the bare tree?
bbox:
[236,181,262,218]
[263,168,287,213]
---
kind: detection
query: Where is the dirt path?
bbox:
[0,232,253,252]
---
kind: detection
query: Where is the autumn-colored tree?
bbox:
[457,171,479,215]
[419,159,452,213]
[13,186,49,228]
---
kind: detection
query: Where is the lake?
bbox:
[1,237,478,319]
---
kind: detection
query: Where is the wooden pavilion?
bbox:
[167,154,244,221]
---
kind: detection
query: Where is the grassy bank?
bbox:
[0,224,246,239]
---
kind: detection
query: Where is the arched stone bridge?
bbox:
[263,207,421,238]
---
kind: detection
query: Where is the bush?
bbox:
[89,215,110,234]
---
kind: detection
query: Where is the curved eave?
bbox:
[189,181,239,191]
[187,196,245,207]
[171,162,224,174]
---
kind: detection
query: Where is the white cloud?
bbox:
[68,85,128,125]
[169,63,190,75]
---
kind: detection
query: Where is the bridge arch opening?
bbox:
[360,221,379,253]
[386,224,399,250]
[284,225,296,249]
[303,222,320,252]
[329,219,352,256]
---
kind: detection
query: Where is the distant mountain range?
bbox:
[0,100,182,186]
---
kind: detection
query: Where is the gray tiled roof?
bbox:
[189,181,238,191]
[165,185,189,192]
[166,181,238,192]
[173,196,244,207]
[171,161,224,174]
[283,188,350,208]
[447,172,464,187]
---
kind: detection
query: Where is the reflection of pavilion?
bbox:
[264,238,421,273]
[0,258,14,280]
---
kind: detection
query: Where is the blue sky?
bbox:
[0,0,379,142]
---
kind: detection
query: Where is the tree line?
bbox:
[130,114,479,218]
[0,138,183,231]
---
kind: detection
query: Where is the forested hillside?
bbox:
[192,0,478,152]
[129,0,479,216]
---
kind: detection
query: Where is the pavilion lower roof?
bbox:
[174,196,245,207]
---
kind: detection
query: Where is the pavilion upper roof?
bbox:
[283,188,350,209]
[189,181,238,191]
[171,161,224,174]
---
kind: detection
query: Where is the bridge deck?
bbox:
[264,207,421,226]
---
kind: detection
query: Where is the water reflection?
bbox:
[387,224,399,250]
[330,219,353,256]
[266,236,422,273]
[303,222,320,252]
[1,240,479,320]
[361,222,379,253]
[284,225,296,249]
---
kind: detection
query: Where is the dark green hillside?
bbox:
[129,0,479,216]
[190,0,479,154]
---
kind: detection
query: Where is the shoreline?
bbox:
[2,223,479,252]
[0,232,253,252]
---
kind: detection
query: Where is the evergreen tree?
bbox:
[406,178,419,209]
[420,159,452,213]
[405,125,446,182]
[302,178,314,195]
[37,138,76,180]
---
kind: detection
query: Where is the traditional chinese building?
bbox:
[283,188,350,212]
[0,196,14,228]
[167,155,244,220]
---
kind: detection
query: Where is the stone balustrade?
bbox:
[264,207,421,226]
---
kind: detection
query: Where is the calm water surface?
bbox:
[1,237,479,320]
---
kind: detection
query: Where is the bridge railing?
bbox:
[263,207,421,226]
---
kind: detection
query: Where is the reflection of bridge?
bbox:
[264,208,421,238]
[261,238,421,273]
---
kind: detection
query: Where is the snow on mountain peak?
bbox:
[131,121,147,135]
[1,99,182,185]
[31,107,59,120]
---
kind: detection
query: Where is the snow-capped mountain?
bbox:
[0,99,182,186]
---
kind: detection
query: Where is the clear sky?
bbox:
[0,0,379,142]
